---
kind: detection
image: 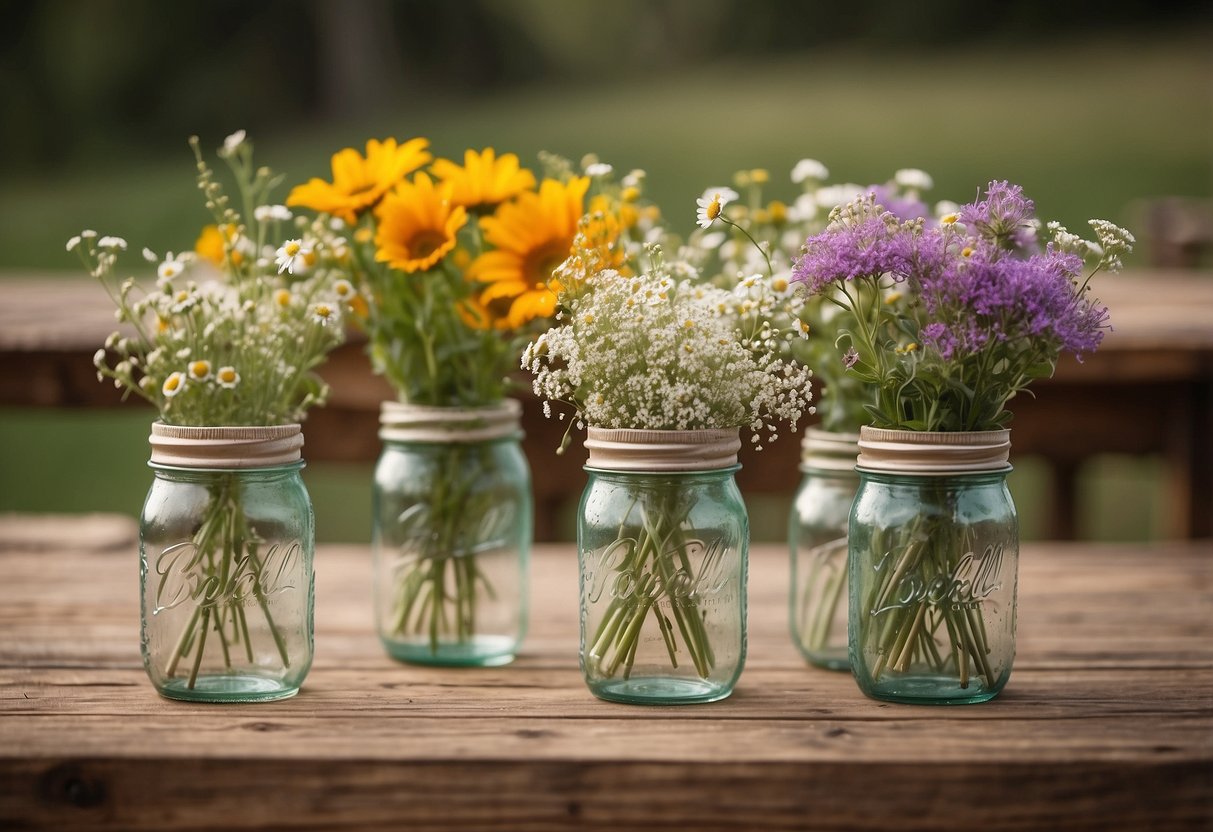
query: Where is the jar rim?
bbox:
[380,400,522,443]
[148,422,303,468]
[857,426,1011,474]
[585,427,741,472]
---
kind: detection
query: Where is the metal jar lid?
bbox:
[585,427,741,472]
[379,399,523,443]
[149,423,304,468]
[801,428,860,472]
[856,426,1011,474]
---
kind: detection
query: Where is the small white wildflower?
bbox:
[791,159,829,184]
[585,162,613,177]
[188,359,212,381]
[97,236,127,251]
[222,129,247,155]
[254,204,293,222]
[894,168,934,192]
[142,247,158,263]
[66,235,82,253]
[333,279,355,300]
[80,230,97,239]
[934,200,961,220]
[622,169,646,189]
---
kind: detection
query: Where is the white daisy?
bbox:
[333,279,354,300]
[216,366,240,389]
[158,259,186,284]
[311,302,337,326]
[188,359,212,381]
[695,187,739,229]
[162,372,186,398]
[275,239,312,275]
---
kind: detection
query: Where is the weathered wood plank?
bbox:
[0,519,1210,830]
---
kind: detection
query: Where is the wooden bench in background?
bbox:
[2,271,1211,539]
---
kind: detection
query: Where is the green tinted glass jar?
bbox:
[849,427,1018,704]
[373,401,531,667]
[578,428,748,705]
[789,429,859,671]
[140,423,314,703]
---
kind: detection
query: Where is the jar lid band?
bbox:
[149,423,303,468]
[856,426,1011,474]
[379,400,523,443]
[801,428,860,472]
[585,427,741,472]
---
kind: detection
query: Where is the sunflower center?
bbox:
[408,230,449,260]
[523,240,571,285]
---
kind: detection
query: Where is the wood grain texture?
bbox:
[0,517,1210,830]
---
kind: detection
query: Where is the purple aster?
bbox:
[959,181,1037,251]
[919,243,1107,362]
[792,210,919,294]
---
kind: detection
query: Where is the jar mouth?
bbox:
[380,400,522,443]
[148,423,303,468]
[856,426,1010,474]
[585,427,741,472]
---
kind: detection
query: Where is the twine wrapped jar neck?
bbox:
[148,423,303,468]
[801,428,860,473]
[856,426,1011,475]
[379,400,523,443]
[585,427,741,472]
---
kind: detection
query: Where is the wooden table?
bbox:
[2,270,1211,539]
[1,515,1210,831]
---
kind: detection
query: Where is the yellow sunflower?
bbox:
[374,173,468,273]
[287,138,431,224]
[467,176,590,329]
[430,148,537,211]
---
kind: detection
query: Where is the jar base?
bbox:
[804,649,851,672]
[381,634,518,667]
[588,676,733,705]
[859,672,1005,705]
[155,673,300,703]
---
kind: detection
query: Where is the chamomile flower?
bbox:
[695,187,739,229]
[275,239,312,275]
[142,247,158,263]
[332,279,354,301]
[274,288,292,307]
[162,372,186,398]
[311,302,337,326]
[216,366,240,389]
[188,360,212,381]
[158,258,186,284]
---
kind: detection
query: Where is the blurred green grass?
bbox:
[1,33,1207,539]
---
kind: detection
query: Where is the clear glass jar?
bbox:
[140,424,314,703]
[578,428,748,705]
[849,427,1018,704]
[373,401,531,666]
[788,429,859,671]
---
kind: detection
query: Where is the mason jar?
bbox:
[373,400,531,667]
[578,427,748,705]
[140,423,314,703]
[788,429,859,671]
[849,427,1018,704]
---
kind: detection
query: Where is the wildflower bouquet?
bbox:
[526,214,814,687]
[75,132,348,692]
[288,141,646,658]
[792,180,1134,694]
